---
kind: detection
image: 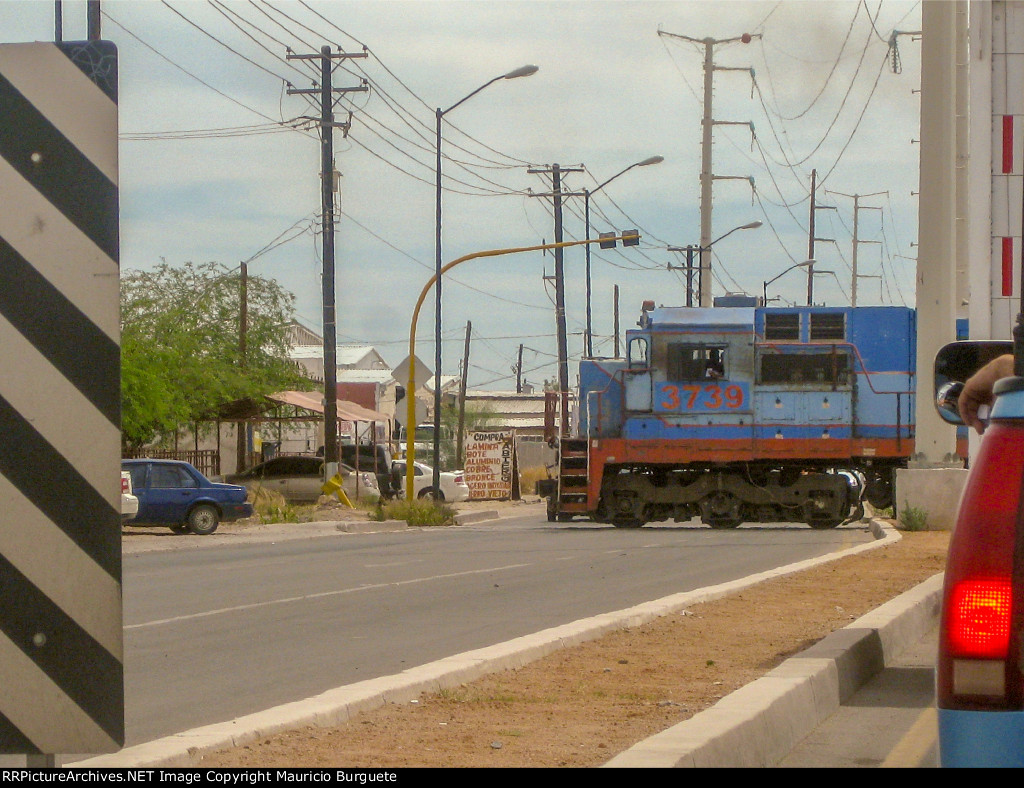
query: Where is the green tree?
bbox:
[439,402,499,470]
[120,260,311,450]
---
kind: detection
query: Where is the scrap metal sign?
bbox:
[464,430,515,500]
[0,41,123,754]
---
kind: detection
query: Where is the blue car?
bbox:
[121,459,253,535]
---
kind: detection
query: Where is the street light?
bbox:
[406,233,638,500]
[583,155,664,356]
[762,259,816,304]
[432,65,538,495]
[669,220,763,306]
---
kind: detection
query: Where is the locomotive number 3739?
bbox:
[655,382,748,413]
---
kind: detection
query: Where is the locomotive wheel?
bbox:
[700,491,743,529]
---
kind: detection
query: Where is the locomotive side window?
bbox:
[667,343,727,381]
[765,313,800,340]
[758,350,851,386]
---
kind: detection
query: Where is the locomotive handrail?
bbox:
[584,364,636,437]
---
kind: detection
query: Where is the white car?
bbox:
[391,460,469,502]
[121,470,139,522]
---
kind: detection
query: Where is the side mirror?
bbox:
[933,340,1014,425]
[936,381,965,424]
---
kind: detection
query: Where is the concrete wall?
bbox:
[894,468,969,530]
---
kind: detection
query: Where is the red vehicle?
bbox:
[933,338,1024,767]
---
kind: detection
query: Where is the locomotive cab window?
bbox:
[667,343,727,381]
[758,349,851,387]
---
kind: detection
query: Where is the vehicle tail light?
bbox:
[454,473,465,484]
[121,475,130,494]
[938,412,1024,709]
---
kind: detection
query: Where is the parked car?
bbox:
[121,470,138,523]
[316,443,396,499]
[121,458,252,535]
[340,444,396,498]
[391,460,469,502]
[223,456,380,503]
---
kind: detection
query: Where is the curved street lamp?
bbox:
[432,64,538,493]
[669,220,763,306]
[763,259,817,304]
[709,219,763,247]
[583,155,664,356]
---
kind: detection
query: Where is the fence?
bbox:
[122,449,221,479]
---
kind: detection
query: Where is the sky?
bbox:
[1,0,924,392]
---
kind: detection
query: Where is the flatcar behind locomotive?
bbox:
[545,303,916,529]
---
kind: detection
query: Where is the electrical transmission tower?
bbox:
[658,29,758,306]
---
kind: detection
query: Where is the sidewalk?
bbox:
[604,566,943,767]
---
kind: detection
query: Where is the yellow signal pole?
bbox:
[405,233,638,500]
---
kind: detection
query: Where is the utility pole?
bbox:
[807,169,817,306]
[456,321,471,469]
[613,285,620,358]
[827,190,885,306]
[529,163,583,436]
[287,46,367,472]
[806,169,836,305]
[516,343,523,394]
[87,0,99,40]
[667,245,699,306]
[237,262,248,471]
[658,29,758,306]
[54,1,62,41]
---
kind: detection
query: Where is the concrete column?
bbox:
[914,0,960,466]
[967,0,994,462]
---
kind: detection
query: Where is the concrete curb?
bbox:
[327,519,406,534]
[602,564,944,768]
[70,521,907,769]
[453,509,500,525]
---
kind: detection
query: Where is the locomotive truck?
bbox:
[542,301,916,529]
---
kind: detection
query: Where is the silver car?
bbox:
[224,456,379,503]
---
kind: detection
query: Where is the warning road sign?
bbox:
[0,40,123,754]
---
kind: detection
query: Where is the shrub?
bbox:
[248,488,299,524]
[898,501,929,532]
[373,498,457,527]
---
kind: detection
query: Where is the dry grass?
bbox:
[519,465,551,497]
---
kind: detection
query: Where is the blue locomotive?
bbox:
[546,302,916,528]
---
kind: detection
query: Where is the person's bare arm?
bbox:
[959,354,1015,433]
